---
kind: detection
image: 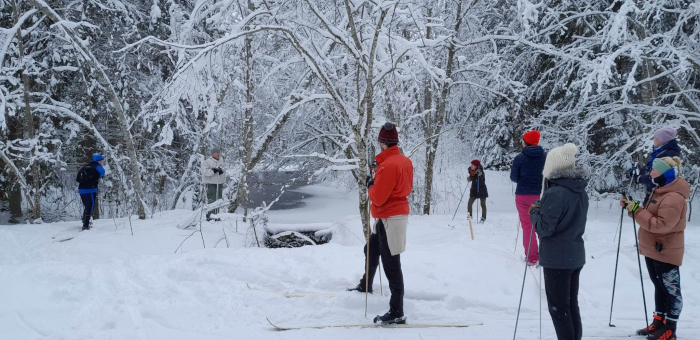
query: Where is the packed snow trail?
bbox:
[0,171,698,339]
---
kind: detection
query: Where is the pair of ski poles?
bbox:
[609,169,649,328]
[364,162,384,318]
[513,206,541,340]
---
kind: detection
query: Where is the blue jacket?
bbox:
[639,139,681,193]
[77,161,105,194]
[510,146,547,195]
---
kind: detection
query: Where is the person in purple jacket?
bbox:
[510,130,546,265]
[75,153,106,230]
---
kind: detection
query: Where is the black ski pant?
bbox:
[645,257,683,322]
[543,267,583,340]
[80,192,96,228]
[358,219,404,316]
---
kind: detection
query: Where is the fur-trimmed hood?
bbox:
[544,166,589,194]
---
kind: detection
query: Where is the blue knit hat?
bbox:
[92,153,104,162]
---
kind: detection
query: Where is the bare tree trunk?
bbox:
[355,8,388,236]
[356,138,371,236]
[28,0,147,219]
[12,0,41,220]
[237,0,256,221]
[6,116,23,222]
[421,0,464,215]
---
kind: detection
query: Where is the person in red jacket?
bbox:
[348,122,414,325]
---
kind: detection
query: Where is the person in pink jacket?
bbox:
[621,157,688,340]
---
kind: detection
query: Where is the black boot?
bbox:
[373,311,406,325]
[637,313,664,336]
[347,283,373,294]
[647,320,676,340]
[82,216,91,231]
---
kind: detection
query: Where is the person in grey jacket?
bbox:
[530,143,589,340]
[201,147,225,220]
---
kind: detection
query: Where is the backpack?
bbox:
[76,164,98,184]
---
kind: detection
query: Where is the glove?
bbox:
[214,168,224,175]
[621,197,640,213]
[627,166,640,178]
[627,199,640,213]
[477,169,483,177]
[366,175,374,189]
[528,200,541,214]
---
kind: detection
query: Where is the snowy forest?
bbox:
[2,0,700,226]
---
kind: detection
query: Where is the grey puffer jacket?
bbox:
[530,167,589,270]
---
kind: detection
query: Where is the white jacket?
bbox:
[201,156,226,185]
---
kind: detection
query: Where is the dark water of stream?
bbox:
[246,170,312,211]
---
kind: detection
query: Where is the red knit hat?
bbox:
[378,122,399,144]
[523,130,541,146]
[471,159,481,168]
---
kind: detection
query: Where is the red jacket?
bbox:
[369,146,414,218]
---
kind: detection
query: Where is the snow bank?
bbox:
[0,176,698,340]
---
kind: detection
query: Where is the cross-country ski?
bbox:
[266,317,483,331]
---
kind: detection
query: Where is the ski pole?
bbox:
[631,206,649,328]
[451,184,469,221]
[378,260,384,296]
[468,213,474,240]
[376,219,383,297]
[627,161,639,194]
[614,169,637,245]
[477,200,480,224]
[364,220,371,318]
[514,219,520,254]
[608,198,625,327]
[513,221,536,340]
[609,174,637,326]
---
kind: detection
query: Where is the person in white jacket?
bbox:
[201,148,225,220]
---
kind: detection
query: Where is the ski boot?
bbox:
[347,283,373,294]
[479,218,486,224]
[81,216,91,231]
[637,313,665,336]
[374,311,406,325]
[647,320,676,340]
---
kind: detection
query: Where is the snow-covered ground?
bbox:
[1,171,699,339]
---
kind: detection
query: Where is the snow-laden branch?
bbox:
[0,9,37,67]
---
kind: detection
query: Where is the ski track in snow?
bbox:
[0,171,699,339]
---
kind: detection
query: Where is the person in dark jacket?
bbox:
[530,143,589,340]
[630,127,681,205]
[511,130,546,265]
[467,159,488,224]
[76,153,106,230]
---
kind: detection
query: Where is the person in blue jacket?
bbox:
[76,153,106,230]
[510,130,546,265]
[630,127,681,205]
